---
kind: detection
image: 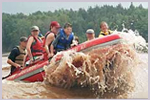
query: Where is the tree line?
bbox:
[2,3,148,53]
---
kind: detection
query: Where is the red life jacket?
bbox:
[28,35,44,57]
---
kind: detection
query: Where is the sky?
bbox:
[2,2,148,15]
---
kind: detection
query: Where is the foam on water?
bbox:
[44,45,138,97]
[44,29,148,98]
[114,29,148,52]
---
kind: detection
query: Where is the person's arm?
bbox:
[44,33,55,57]
[50,45,54,57]
[7,59,21,68]
[50,33,61,57]
[7,48,21,68]
[26,36,34,60]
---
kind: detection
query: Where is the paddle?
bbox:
[2,67,22,80]
[2,75,10,80]
[2,66,23,80]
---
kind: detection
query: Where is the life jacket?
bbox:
[99,30,113,37]
[15,46,26,66]
[28,35,44,57]
[56,29,74,50]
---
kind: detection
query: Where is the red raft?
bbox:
[6,34,122,82]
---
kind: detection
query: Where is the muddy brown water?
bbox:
[2,53,148,99]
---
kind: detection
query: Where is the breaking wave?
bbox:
[44,29,147,98]
[44,44,138,97]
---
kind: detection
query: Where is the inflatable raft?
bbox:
[6,34,122,82]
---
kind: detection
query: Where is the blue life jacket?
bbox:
[56,29,74,50]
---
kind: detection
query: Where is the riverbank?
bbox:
[2,53,9,57]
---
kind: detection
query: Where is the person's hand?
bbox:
[71,40,78,47]
[14,63,21,68]
[21,66,25,69]
[48,53,52,58]
[29,57,34,64]
[49,53,54,58]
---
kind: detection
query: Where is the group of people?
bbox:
[7,21,113,75]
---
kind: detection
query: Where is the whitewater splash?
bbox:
[44,29,148,98]
[114,29,148,53]
[44,45,137,95]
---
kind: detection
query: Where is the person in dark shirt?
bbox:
[7,37,27,75]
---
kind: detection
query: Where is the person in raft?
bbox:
[98,21,113,37]
[43,21,61,59]
[26,26,44,64]
[50,23,74,57]
[86,29,95,41]
[7,37,27,75]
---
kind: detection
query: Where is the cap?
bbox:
[50,21,61,28]
[31,26,39,31]
[86,29,95,34]
[20,37,27,42]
